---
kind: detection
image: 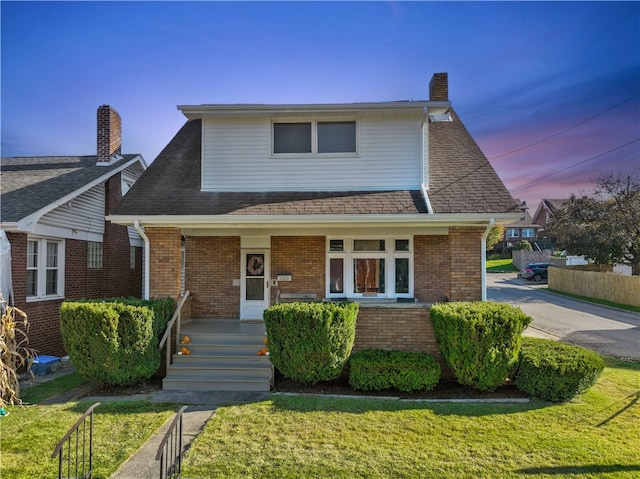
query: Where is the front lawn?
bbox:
[183,358,640,479]
[0,400,176,479]
[486,258,519,272]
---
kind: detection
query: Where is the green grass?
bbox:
[183,358,640,479]
[545,288,640,313]
[20,371,88,404]
[486,258,519,272]
[1,372,177,479]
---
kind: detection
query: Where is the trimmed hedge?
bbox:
[349,349,441,392]
[264,302,359,384]
[59,298,173,386]
[431,301,532,391]
[515,337,605,402]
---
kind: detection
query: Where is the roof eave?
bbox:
[107,212,521,229]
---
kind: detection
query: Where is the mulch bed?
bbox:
[82,373,528,400]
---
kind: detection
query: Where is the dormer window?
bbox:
[273,120,357,155]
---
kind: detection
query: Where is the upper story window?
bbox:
[27,237,65,301]
[273,121,357,155]
[521,228,535,238]
[506,228,519,238]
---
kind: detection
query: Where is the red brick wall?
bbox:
[271,236,325,303]
[449,227,484,301]
[353,306,452,377]
[414,234,450,302]
[147,227,182,301]
[185,236,240,319]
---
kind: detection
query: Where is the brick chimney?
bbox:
[429,73,448,101]
[97,105,122,165]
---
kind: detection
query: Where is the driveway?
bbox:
[487,273,640,359]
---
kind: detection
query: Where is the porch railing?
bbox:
[51,402,100,479]
[156,405,188,479]
[159,291,190,368]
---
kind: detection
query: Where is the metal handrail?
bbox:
[159,291,190,368]
[156,405,188,479]
[51,402,100,479]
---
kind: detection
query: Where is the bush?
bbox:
[349,349,440,392]
[431,301,532,391]
[264,302,358,384]
[515,337,605,402]
[512,240,533,251]
[59,298,173,386]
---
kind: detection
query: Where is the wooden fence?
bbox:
[549,268,640,307]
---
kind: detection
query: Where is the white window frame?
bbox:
[87,241,103,269]
[506,228,519,238]
[26,237,65,302]
[326,236,413,299]
[271,119,359,157]
[521,228,535,238]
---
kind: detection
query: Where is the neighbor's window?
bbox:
[327,237,412,299]
[27,237,65,300]
[506,228,519,237]
[521,228,535,238]
[273,120,357,155]
[87,242,103,269]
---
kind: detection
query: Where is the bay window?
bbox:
[327,237,412,299]
[27,237,65,300]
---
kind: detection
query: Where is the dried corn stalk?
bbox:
[1,295,33,407]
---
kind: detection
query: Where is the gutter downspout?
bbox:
[134,220,150,300]
[481,218,495,301]
[421,184,433,214]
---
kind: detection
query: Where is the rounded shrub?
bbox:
[349,349,441,392]
[515,337,605,402]
[60,301,166,386]
[264,302,358,384]
[430,301,532,391]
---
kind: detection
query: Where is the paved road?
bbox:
[487,273,640,359]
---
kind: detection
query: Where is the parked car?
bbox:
[522,263,552,282]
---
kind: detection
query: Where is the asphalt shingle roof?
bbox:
[1,155,140,223]
[114,107,519,218]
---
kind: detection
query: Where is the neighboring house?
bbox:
[0,106,146,357]
[504,211,541,246]
[108,73,521,390]
[531,198,569,240]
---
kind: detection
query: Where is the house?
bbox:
[504,211,541,247]
[531,198,569,241]
[108,73,521,390]
[0,105,146,357]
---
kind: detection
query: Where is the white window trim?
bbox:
[271,119,359,158]
[326,236,413,299]
[26,236,65,302]
[522,228,535,238]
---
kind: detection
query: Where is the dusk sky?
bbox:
[2,1,638,210]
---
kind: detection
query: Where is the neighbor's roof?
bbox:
[1,155,142,223]
[113,108,519,218]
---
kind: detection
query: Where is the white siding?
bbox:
[40,184,105,235]
[201,115,422,192]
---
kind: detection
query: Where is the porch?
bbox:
[163,319,273,392]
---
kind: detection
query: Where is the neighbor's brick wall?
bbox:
[414,235,450,302]
[185,236,240,319]
[147,227,182,301]
[449,227,484,301]
[271,236,325,302]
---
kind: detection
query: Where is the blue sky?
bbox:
[2,1,638,209]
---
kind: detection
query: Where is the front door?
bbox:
[240,250,270,320]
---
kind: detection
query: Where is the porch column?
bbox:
[146,227,182,300]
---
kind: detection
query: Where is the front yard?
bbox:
[1,358,638,479]
[182,357,639,479]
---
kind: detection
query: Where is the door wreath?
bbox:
[247,255,265,276]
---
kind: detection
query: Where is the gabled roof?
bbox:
[1,154,144,225]
[532,198,570,224]
[112,106,519,222]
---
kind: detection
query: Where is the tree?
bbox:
[485,224,505,251]
[547,174,640,275]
